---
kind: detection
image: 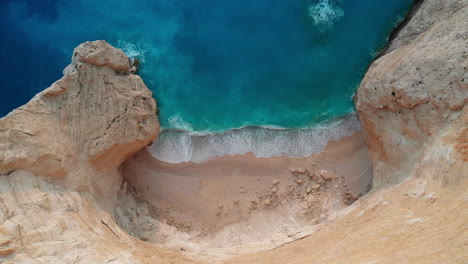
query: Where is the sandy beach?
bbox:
[119,132,372,260]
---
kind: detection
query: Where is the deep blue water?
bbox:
[1,0,411,129]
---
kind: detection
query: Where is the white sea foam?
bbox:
[168,114,194,132]
[308,0,344,31]
[116,40,155,63]
[148,114,361,163]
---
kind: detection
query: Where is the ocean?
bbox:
[0,0,412,162]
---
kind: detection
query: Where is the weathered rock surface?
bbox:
[412,107,467,185]
[226,178,468,264]
[355,0,468,188]
[0,41,198,263]
[0,40,159,204]
[0,170,200,264]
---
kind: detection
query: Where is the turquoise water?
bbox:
[0,0,412,162]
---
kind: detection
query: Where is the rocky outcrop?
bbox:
[356,0,468,188]
[0,41,194,263]
[0,40,159,205]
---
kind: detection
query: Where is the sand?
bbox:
[118,132,372,261]
[224,177,468,264]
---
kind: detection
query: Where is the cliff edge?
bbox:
[0,40,159,204]
[356,0,467,188]
[0,41,198,263]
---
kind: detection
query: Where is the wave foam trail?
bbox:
[308,0,344,31]
[148,114,361,163]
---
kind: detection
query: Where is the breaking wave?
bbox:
[148,114,361,163]
[116,40,153,64]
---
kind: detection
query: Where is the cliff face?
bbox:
[0,41,197,263]
[356,0,468,188]
[0,41,159,205]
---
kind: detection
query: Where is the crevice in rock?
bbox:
[101,220,120,239]
[376,0,426,57]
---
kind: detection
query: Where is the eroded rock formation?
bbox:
[0,40,159,205]
[0,41,198,263]
[355,0,468,188]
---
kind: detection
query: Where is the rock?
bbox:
[264,199,271,206]
[355,0,468,189]
[320,170,332,181]
[0,40,159,202]
[129,57,140,73]
[270,233,288,244]
[286,228,296,237]
[290,168,306,175]
[0,41,178,264]
[411,107,468,185]
[67,40,131,74]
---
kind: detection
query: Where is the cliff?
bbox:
[0,41,159,203]
[0,0,466,262]
[0,41,196,263]
[355,0,467,188]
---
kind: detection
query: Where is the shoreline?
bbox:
[148,113,361,163]
[158,112,359,135]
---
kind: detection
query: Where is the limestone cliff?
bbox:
[356,0,467,188]
[0,40,159,205]
[0,41,197,263]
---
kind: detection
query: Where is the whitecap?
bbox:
[116,40,155,63]
[148,114,361,163]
